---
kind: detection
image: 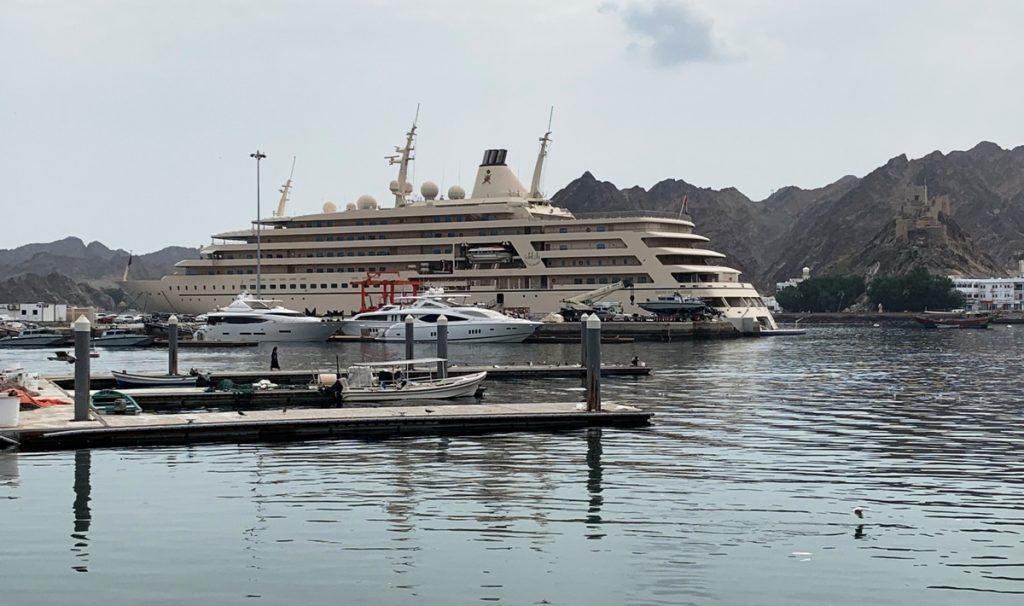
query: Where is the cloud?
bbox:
[603,1,723,67]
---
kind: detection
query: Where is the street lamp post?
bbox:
[250,150,266,296]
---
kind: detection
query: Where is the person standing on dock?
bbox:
[271,347,281,371]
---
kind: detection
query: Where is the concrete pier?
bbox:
[7,401,652,451]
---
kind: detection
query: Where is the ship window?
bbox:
[321,284,327,289]
[433,248,441,254]
[331,284,338,289]
[456,216,463,222]
[599,278,608,284]
[559,227,568,233]
[269,285,277,289]
[306,269,313,273]
[596,226,607,232]
[574,278,582,284]
[726,297,745,306]
[290,284,297,290]
[559,244,568,251]
[316,268,323,273]
[596,243,606,250]
[586,278,596,284]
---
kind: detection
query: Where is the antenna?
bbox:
[530,106,554,198]
[389,104,419,208]
[275,156,296,217]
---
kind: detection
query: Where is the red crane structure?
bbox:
[351,271,421,313]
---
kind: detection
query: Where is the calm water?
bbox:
[2,326,1023,605]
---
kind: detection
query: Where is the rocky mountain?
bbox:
[552,141,1024,290]
[0,237,198,284]
[0,273,118,310]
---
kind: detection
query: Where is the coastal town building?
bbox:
[1,302,68,323]
[950,265,1024,311]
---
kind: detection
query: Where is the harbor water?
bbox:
[1,325,1023,604]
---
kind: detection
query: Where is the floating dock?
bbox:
[4,401,652,451]
[49,364,652,391]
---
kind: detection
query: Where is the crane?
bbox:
[559,280,633,321]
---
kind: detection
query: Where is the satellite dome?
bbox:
[389,180,400,194]
[448,185,466,200]
[356,194,378,210]
[322,201,338,213]
[345,202,357,211]
[802,267,811,278]
[421,181,439,200]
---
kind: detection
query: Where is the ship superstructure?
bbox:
[123,119,777,330]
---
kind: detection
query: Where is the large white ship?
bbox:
[123,118,778,331]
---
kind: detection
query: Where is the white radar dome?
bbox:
[420,181,439,200]
[322,201,338,213]
[389,180,400,194]
[448,185,466,200]
[345,202,357,211]
[356,195,378,210]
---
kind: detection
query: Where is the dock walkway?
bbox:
[6,401,652,451]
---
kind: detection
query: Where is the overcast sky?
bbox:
[4,0,1023,253]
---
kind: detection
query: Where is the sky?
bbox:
[4,0,1024,253]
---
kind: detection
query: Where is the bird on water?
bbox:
[853,506,868,519]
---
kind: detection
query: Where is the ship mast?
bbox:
[387,105,419,207]
[529,106,554,199]
[274,156,296,217]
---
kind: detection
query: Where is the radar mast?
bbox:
[387,105,419,207]
[530,106,554,199]
[274,156,296,217]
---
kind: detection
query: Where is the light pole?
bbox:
[250,150,266,296]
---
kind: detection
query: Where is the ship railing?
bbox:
[573,210,693,221]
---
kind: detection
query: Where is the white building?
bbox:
[950,276,1024,311]
[765,267,811,311]
[0,303,69,323]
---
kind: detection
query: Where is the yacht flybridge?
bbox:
[123,115,778,331]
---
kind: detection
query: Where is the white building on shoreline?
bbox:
[951,262,1024,311]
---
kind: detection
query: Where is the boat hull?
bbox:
[913,315,990,329]
[111,371,199,389]
[0,335,68,347]
[342,371,487,402]
[378,321,540,343]
[93,336,155,347]
[195,320,344,343]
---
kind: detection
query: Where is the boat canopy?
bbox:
[353,357,447,367]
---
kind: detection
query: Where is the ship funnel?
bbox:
[481,149,508,167]
[471,148,527,200]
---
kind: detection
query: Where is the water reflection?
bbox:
[585,428,604,538]
[71,449,91,572]
[0,450,17,485]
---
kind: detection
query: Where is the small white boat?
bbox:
[93,329,155,347]
[323,358,487,402]
[111,370,198,389]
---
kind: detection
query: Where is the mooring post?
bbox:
[579,312,589,386]
[586,314,602,412]
[72,315,91,422]
[167,315,179,376]
[404,314,415,361]
[436,314,448,378]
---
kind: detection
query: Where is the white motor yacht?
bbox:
[342,289,540,343]
[193,293,344,343]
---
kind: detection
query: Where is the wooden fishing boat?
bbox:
[913,310,992,329]
[321,358,486,402]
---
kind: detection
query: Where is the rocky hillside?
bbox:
[0,237,198,284]
[553,141,1024,289]
[0,273,118,310]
